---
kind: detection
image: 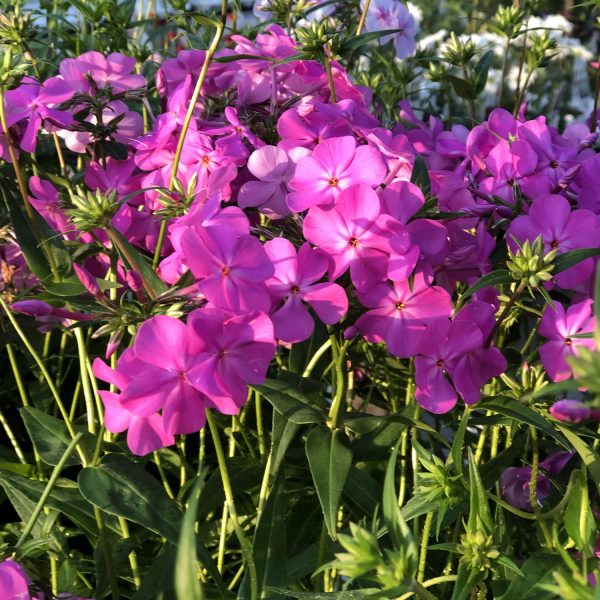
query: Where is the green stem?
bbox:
[0,407,27,464]
[206,410,258,600]
[0,297,88,464]
[397,576,458,600]
[324,48,337,104]
[15,432,83,550]
[528,426,553,547]
[328,335,350,429]
[302,338,332,378]
[6,342,29,407]
[118,516,142,589]
[417,512,434,583]
[74,327,96,434]
[152,0,228,269]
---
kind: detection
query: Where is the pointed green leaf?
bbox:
[305,426,353,540]
[564,469,596,556]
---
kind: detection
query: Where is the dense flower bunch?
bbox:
[3,1,600,598]
[3,22,600,456]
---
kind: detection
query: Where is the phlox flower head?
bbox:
[287,136,386,212]
[500,452,573,511]
[264,238,348,343]
[362,0,418,59]
[538,300,596,382]
[549,399,600,424]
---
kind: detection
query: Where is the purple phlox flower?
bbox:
[366,128,413,180]
[201,106,264,149]
[414,313,505,413]
[507,194,600,289]
[362,0,418,59]
[355,269,452,358]
[575,153,600,214]
[549,399,600,424]
[264,238,348,343]
[181,223,274,314]
[93,352,175,455]
[238,145,309,219]
[4,76,74,152]
[539,300,596,382]
[303,184,403,291]
[500,451,574,511]
[0,239,38,291]
[60,51,146,94]
[287,136,386,212]
[478,139,542,203]
[156,50,206,97]
[310,99,380,133]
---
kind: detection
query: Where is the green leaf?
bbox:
[410,155,431,197]
[447,74,476,100]
[554,248,600,275]
[467,448,492,534]
[175,477,204,600]
[473,50,494,95]
[342,28,404,51]
[400,494,439,522]
[478,397,569,448]
[383,442,416,578]
[131,545,177,600]
[497,553,561,600]
[462,270,512,301]
[564,469,596,556]
[240,474,287,599]
[448,409,470,479]
[253,379,325,424]
[265,589,385,599]
[20,407,93,467]
[78,453,181,542]
[450,565,484,600]
[305,426,353,540]
[0,471,100,539]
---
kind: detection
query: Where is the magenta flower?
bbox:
[507,194,600,289]
[181,224,274,314]
[264,238,348,342]
[0,558,32,600]
[186,308,276,411]
[238,145,308,218]
[60,51,146,93]
[93,353,175,455]
[500,452,573,511]
[4,76,74,152]
[113,315,211,436]
[549,399,600,424]
[355,270,452,358]
[277,106,352,151]
[539,300,596,382]
[287,136,386,212]
[303,184,401,291]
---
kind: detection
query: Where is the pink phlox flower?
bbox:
[539,300,596,382]
[0,558,32,600]
[277,105,352,151]
[355,269,452,358]
[287,136,386,212]
[0,239,38,291]
[4,76,74,152]
[550,399,600,424]
[185,307,276,411]
[60,51,146,94]
[181,223,274,313]
[84,157,139,196]
[28,176,75,238]
[264,238,348,342]
[365,128,414,180]
[156,50,206,97]
[310,99,380,133]
[380,180,449,261]
[201,106,264,149]
[93,352,175,455]
[238,145,309,218]
[303,184,403,290]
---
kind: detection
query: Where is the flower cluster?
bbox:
[2,19,599,459]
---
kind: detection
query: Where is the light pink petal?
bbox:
[271,295,314,343]
[134,315,189,370]
[344,145,386,187]
[247,145,291,181]
[127,413,175,455]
